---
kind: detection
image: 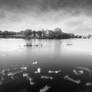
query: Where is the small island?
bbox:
[0,27,86,39]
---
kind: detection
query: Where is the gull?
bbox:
[32,60,38,65]
[34,68,41,74]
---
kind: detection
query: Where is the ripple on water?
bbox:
[41,76,54,80]
[86,82,92,86]
[64,75,81,84]
[48,70,61,74]
[40,85,51,92]
[73,66,92,76]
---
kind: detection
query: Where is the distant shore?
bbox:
[0,27,91,39]
[0,35,89,39]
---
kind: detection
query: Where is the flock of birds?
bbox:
[0,60,92,92]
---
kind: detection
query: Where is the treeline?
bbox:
[0,28,82,39]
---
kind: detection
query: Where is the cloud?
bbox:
[0,0,92,33]
[63,15,92,34]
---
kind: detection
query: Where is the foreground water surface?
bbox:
[0,39,92,92]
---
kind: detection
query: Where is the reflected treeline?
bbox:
[0,28,83,39]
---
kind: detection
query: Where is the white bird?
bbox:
[34,68,41,74]
[32,60,38,65]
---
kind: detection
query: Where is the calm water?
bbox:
[0,39,92,92]
[0,39,92,67]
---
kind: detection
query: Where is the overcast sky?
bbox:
[0,0,92,34]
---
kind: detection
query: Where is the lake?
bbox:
[0,39,92,66]
[0,39,92,92]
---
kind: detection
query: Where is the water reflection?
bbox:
[0,39,92,65]
[0,39,92,91]
[63,39,92,54]
[0,39,25,55]
[0,39,92,54]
